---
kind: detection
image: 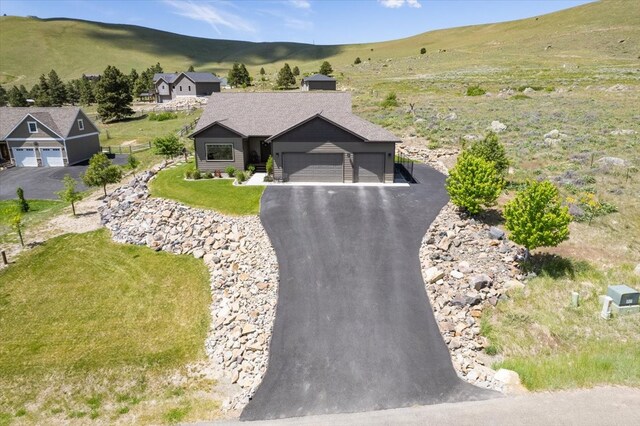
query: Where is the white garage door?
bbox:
[12,148,37,167]
[40,148,64,167]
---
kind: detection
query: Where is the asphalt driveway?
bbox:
[241,164,498,421]
[0,155,127,200]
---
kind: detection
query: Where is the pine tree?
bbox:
[354,57,361,64]
[79,77,95,105]
[8,86,28,107]
[95,65,133,122]
[259,67,266,76]
[239,64,251,86]
[65,80,80,105]
[34,74,51,106]
[276,63,296,89]
[292,66,300,76]
[19,85,29,99]
[0,86,6,106]
[128,68,139,96]
[47,69,67,106]
[468,131,509,175]
[187,65,195,72]
[319,61,333,76]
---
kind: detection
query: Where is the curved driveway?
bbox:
[241,165,498,421]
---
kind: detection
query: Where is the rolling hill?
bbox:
[0,0,638,87]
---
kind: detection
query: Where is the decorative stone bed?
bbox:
[99,163,279,411]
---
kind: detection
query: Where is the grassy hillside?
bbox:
[0,0,637,87]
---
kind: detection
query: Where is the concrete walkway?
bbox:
[205,387,640,425]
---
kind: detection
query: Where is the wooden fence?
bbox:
[178,118,200,137]
[101,142,152,155]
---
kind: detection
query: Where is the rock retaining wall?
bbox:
[99,164,278,411]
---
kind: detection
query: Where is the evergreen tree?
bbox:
[228,63,250,87]
[420,47,427,54]
[29,83,40,101]
[468,131,509,175]
[19,85,29,99]
[259,67,265,76]
[276,63,296,89]
[354,57,361,64]
[47,69,67,106]
[319,61,333,76]
[128,68,139,96]
[0,85,7,106]
[34,74,51,106]
[79,77,95,105]
[95,65,133,122]
[239,64,251,86]
[292,66,300,76]
[187,65,195,72]
[8,86,28,107]
[65,80,80,105]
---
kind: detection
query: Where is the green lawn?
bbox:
[97,111,201,147]
[483,262,640,390]
[0,199,66,243]
[150,162,264,216]
[0,229,217,423]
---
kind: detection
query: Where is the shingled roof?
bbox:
[301,73,336,82]
[191,92,399,142]
[0,107,84,139]
[154,72,221,84]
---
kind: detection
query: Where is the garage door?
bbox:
[12,148,37,167]
[284,153,343,182]
[40,148,64,167]
[355,153,385,183]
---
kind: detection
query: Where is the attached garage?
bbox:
[354,153,385,183]
[40,147,65,167]
[12,148,37,167]
[283,153,343,183]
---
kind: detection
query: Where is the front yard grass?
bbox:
[150,162,264,216]
[0,229,218,423]
[483,261,640,390]
[0,199,65,243]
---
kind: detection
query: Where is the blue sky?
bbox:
[0,0,594,45]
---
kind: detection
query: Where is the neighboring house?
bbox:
[301,74,337,91]
[189,92,400,183]
[153,72,221,103]
[0,107,100,167]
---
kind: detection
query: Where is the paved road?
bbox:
[0,155,127,200]
[213,387,640,425]
[241,165,498,421]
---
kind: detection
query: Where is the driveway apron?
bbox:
[241,164,498,420]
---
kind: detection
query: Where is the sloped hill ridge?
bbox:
[0,0,637,86]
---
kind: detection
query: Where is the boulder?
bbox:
[597,157,627,167]
[470,274,492,290]
[488,227,505,240]
[487,121,507,133]
[425,267,445,283]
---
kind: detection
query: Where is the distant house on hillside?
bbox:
[301,74,336,91]
[153,72,221,103]
[82,73,101,81]
[0,107,100,167]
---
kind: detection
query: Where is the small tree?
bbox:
[468,131,509,175]
[82,153,123,197]
[504,180,571,261]
[12,213,24,247]
[354,57,361,64]
[266,155,274,176]
[153,134,184,159]
[127,154,140,178]
[276,63,296,89]
[56,175,83,216]
[259,67,266,80]
[187,65,195,72]
[292,66,300,76]
[16,187,29,213]
[446,152,504,215]
[420,47,426,54]
[0,85,6,106]
[319,61,333,76]
[95,65,134,122]
[380,92,398,108]
[47,69,67,106]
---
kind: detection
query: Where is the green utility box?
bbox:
[606,285,639,307]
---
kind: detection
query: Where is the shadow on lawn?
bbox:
[522,253,590,279]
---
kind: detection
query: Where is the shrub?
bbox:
[247,164,256,174]
[148,112,178,121]
[16,187,29,213]
[266,155,274,176]
[354,57,361,64]
[420,47,426,54]
[225,166,236,177]
[446,152,504,215]
[504,180,571,260]
[153,134,184,158]
[263,175,274,182]
[466,85,486,96]
[235,171,246,184]
[184,169,193,179]
[468,131,509,175]
[204,172,213,179]
[512,94,531,100]
[192,169,202,180]
[380,92,398,108]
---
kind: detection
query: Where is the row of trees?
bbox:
[445,132,571,260]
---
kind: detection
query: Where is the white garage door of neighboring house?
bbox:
[40,148,64,167]
[283,153,343,182]
[12,148,37,167]
[354,153,385,183]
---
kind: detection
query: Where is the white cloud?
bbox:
[288,0,311,9]
[379,0,421,8]
[284,16,313,30]
[164,0,256,34]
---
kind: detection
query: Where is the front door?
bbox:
[260,141,272,163]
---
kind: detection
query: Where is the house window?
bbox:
[188,85,191,91]
[179,86,182,91]
[28,121,38,133]
[162,85,165,89]
[206,143,234,161]
[77,119,84,131]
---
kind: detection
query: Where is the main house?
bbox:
[154,72,221,103]
[0,107,100,167]
[189,92,400,183]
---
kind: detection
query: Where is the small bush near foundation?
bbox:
[225,166,236,177]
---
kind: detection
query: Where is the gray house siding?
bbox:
[65,134,101,165]
[194,125,245,172]
[271,117,364,144]
[303,80,337,91]
[272,141,395,182]
[66,110,99,138]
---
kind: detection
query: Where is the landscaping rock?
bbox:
[488,120,507,133]
[634,264,640,276]
[597,156,627,167]
[470,274,492,290]
[488,227,505,240]
[425,267,445,283]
